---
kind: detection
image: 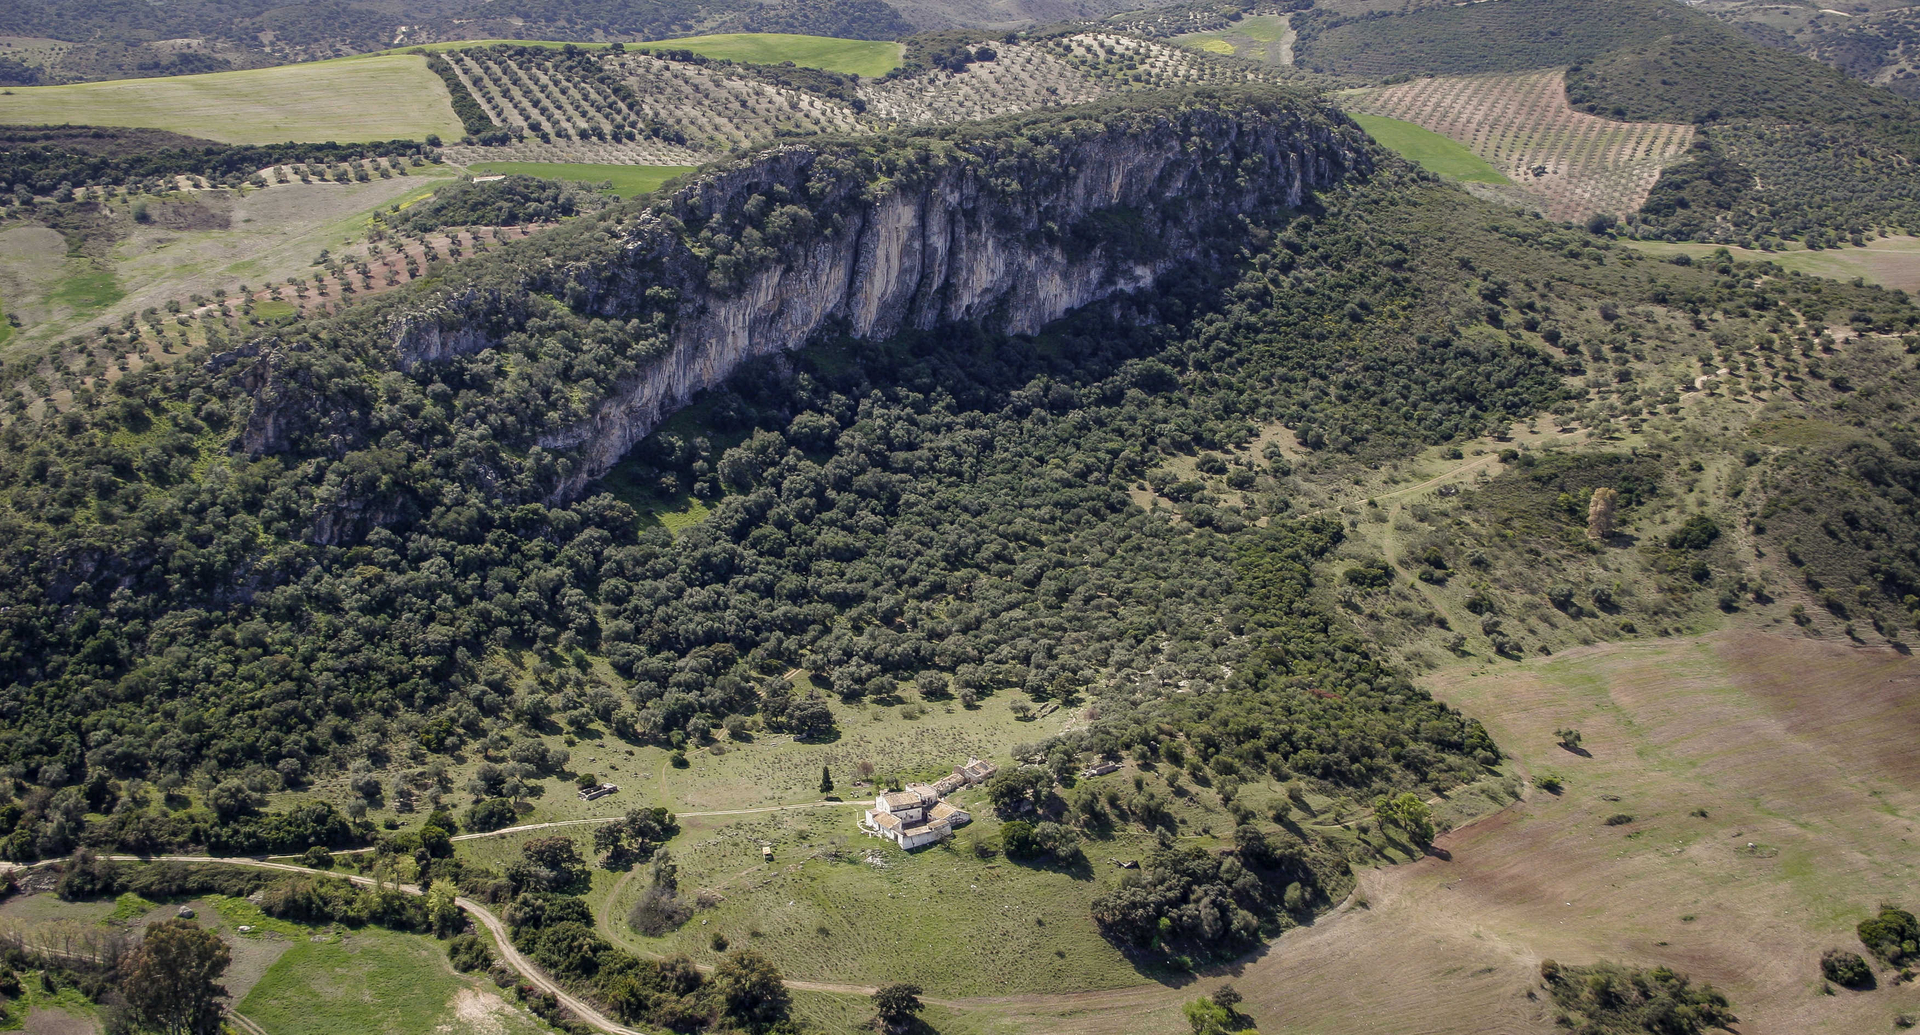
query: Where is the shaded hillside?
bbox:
[1290,0,1691,79]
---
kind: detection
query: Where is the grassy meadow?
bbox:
[464,161,695,197]
[1625,235,1920,293]
[240,926,549,1035]
[600,806,1159,997]
[1351,113,1511,184]
[636,34,902,77]
[433,672,1420,1002]
[0,54,465,144]
[1175,15,1294,65]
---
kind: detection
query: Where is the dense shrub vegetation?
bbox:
[0,0,400,73]
[1564,28,1920,156]
[396,175,602,232]
[1566,22,1920,243]
[1820,948,1873,988]
[1538,959,1736,1035]
[1858,903,1919,966]
[0,89,1916,893]
[0,94,1548,856]
[1091,827,1347,959]
[1292,0,1689,79]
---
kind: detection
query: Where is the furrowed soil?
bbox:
[942,629,1920,1035]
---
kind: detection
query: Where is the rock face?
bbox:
[391,93,1370,501]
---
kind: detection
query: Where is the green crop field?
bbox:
[1351,114,1510,184]
[464,161,695,198]
[0,54,464,144]
[638,33,902,77]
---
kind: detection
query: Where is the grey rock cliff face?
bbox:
[388,99,1369,501]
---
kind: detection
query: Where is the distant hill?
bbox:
[0,0,1193,84]
[1709,0,1920,99]
[1295,0,1920,245]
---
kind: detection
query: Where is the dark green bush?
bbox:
[1820,948,1873,988]
[1859,904,1920,965]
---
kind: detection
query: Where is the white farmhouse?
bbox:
[862,783,972,849]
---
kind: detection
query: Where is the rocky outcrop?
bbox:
[383,91,1371,501]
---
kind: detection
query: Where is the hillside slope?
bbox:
[1296,0,1920,243]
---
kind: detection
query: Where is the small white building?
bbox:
[862,784,973,849]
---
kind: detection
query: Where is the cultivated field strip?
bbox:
[618,53,863,149]
[1345,70,1693,222]
[444,47,708,165]
[859,43,1106,125]
[863,34,1300,126]
[435,34,1302,166]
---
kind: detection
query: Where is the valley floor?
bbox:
[939,628,1920,1035]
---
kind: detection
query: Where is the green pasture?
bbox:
[637,33,902,77]
[240,926,547,1035]
[1351,113,1511,184]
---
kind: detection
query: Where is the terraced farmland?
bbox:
[1343,70,1694,223]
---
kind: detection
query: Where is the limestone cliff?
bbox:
[271,89,1371,509]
